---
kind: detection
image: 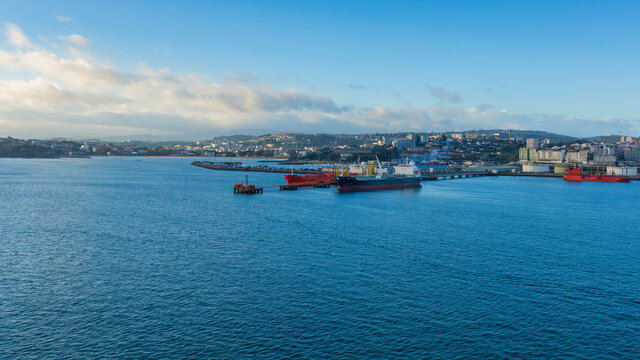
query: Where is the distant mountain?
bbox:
[208,135,254,141]
[66,130,579,143]
[584,134,624,142]
[461,129,575,139]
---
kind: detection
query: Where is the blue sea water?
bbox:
[1,157,639,359]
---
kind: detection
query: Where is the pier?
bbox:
[192,161,322,174]
[233,175,264,194]
[422,172,490,181]
[234,185,263,194]
[279,185,298,190]
[194,160,491,181]
[194,161,639,195]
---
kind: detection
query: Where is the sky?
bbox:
[0,0,639,139]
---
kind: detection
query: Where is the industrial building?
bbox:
[522,164,550,173]
[606,166,638,176]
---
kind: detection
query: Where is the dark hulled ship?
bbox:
[337,175,421,191]
[337,160,422,192]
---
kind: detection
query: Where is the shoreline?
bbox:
[2,156,638,181]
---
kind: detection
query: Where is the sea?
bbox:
[1,157,639,359]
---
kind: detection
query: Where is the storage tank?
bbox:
[522,164,550,173]
[606,166,638,176]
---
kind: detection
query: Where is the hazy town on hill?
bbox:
[2,130,638,172]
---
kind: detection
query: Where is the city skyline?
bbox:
[1,1,640,138]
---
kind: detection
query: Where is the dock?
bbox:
[199,160,633,195]
[279,185,298,190]
[233,175,264,194]
[192,161,322,174]
[234,185,263,194]
[496,172,562,178]
[422,172,490,181]
[277,183,331,190]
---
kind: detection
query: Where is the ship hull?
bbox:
[284,173,336,186]
[337,176,422,192]
[563,174,630,183]
[563,168,630,183]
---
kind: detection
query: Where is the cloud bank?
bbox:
[0,23,637,138]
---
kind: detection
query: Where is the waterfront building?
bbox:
[393,139,416,148]
[553,165,569,174]
[518,147,530,162]
[518,147,538,162]
[421,164,451,173]
[566,150,588,163]
[522,164,550,173]
[624,150,640,162]
[592,154,616,165]
[536,149,565,163]
[606,166,638,176]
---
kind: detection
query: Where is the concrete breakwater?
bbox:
[194,160,490,181]
[191,161,322,174]
[192,161,639,181]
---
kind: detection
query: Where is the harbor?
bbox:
[4,1,640,358]
[191,159,639,195]
[192,160,494,194]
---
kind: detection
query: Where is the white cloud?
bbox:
[3,23,34,48]
[0,49,126,88]
[0,77,129,112]
[58,34,90,48]
[0,23,638,138]
[427,85,464,104]
[55,15,73,22]
[0,25,347,136]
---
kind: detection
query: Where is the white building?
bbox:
[526,138,539,148]
[536,149,565,163]
[522,164,550,173]
[592,154,616,165]
[566,150,588,163]
[606,166,637,176]
[394,163,420,176]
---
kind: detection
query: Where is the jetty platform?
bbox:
[192,161,322,174]
[422,172,489,180]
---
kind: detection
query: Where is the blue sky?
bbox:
[0,0,639,138]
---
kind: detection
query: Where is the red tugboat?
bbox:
[563,167,630,183]
[284,173,336,187]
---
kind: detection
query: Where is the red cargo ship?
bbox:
[284,173,336,186]
[563,168,630,183]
